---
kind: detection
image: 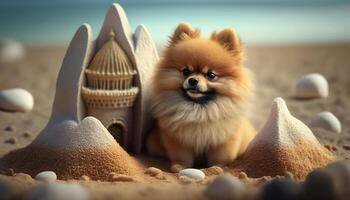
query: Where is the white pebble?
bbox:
[179,168,205,180]
[0,88,34,112]
[205,174,244,200]
[0,39,25,63]
[310,112,341,134]
[25,183,89,200]
[295,73,329,99]
[35,171,57,182]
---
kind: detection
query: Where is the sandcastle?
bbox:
[234,97,336,180]
[81,30,139,149]
[0,3,158,180]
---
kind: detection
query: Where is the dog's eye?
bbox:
[182,67,191,77]
[206,71,217,80]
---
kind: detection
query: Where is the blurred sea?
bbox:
[0,2,349,46]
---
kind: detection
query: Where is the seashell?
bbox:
[295,73,328,99]
[0,39,25,63]
[0,88,34,113]
[310,111,341,134]
[35,171,57,182]
[179,168,205,180]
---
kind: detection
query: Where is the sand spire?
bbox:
[234,97,335,180]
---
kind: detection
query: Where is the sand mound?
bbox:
[233,97,335,180]
[0,117,141,180]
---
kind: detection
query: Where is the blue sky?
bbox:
[1,0,349,6]
[0,0,349,45]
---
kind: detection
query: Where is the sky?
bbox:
[1,0,349,6]
[0,0,349,46]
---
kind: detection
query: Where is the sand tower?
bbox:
[82,31,139,149]
[233,98,335,180]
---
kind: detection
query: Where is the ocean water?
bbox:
[0,2,349,46]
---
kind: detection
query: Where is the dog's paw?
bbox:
[170,164,185,173]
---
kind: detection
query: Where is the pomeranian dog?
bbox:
[147,23,256,172]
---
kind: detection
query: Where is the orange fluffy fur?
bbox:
[147,23,256,172]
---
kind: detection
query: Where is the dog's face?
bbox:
[154,23,251,104]
[152,23,253,127]
[181,65,218,104]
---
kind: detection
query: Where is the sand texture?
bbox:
[0,43,349,199]
[0,144,141,180]
[232,142,335,180]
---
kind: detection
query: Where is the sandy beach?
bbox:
[0,43,349,199]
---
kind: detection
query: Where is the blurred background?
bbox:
[0,0,349,47]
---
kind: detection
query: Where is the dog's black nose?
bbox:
[188,78,198,86]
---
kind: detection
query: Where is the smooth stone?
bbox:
[295,73,329,99]
[310,112,341,134]
[0,88,34,112]
[261,179,301,200]
[0,39,25,63]
[300,160,350,200]
[205,174,244,200]
[25,183,89,200]
[179,168,205,180]
[35,171,57,182]
[0,180,12,200]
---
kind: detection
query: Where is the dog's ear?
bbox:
[212,29,241,52]
[170,23,200,45]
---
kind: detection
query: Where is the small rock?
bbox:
[261,179,301,200]
[0,179,12,200]
[204,166,224,176]
[0,88,34,113]
[154,173,166,180]
[170,164,183,173]
[108,173,135,182]
[179,168,205,180]
[0,39,25,63]
[14,173,33,181]
[144,167,162,176]
[238,171,248,179]
[205,174,244,200]
[80,175,91,181]
[342,144,350,151]
[178,176,193,184]
[284,171,294,180]
[25,183,89,200]
[324,144,337,152]
[310,112,341,134]
[258,176,271,184]
[6,168,15,176]
[4,125,16,132]
[23,131,31,138]
[5,136,17,144]
[295,73,328,99]
[300,160,350,200]
[35,171,57,182]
